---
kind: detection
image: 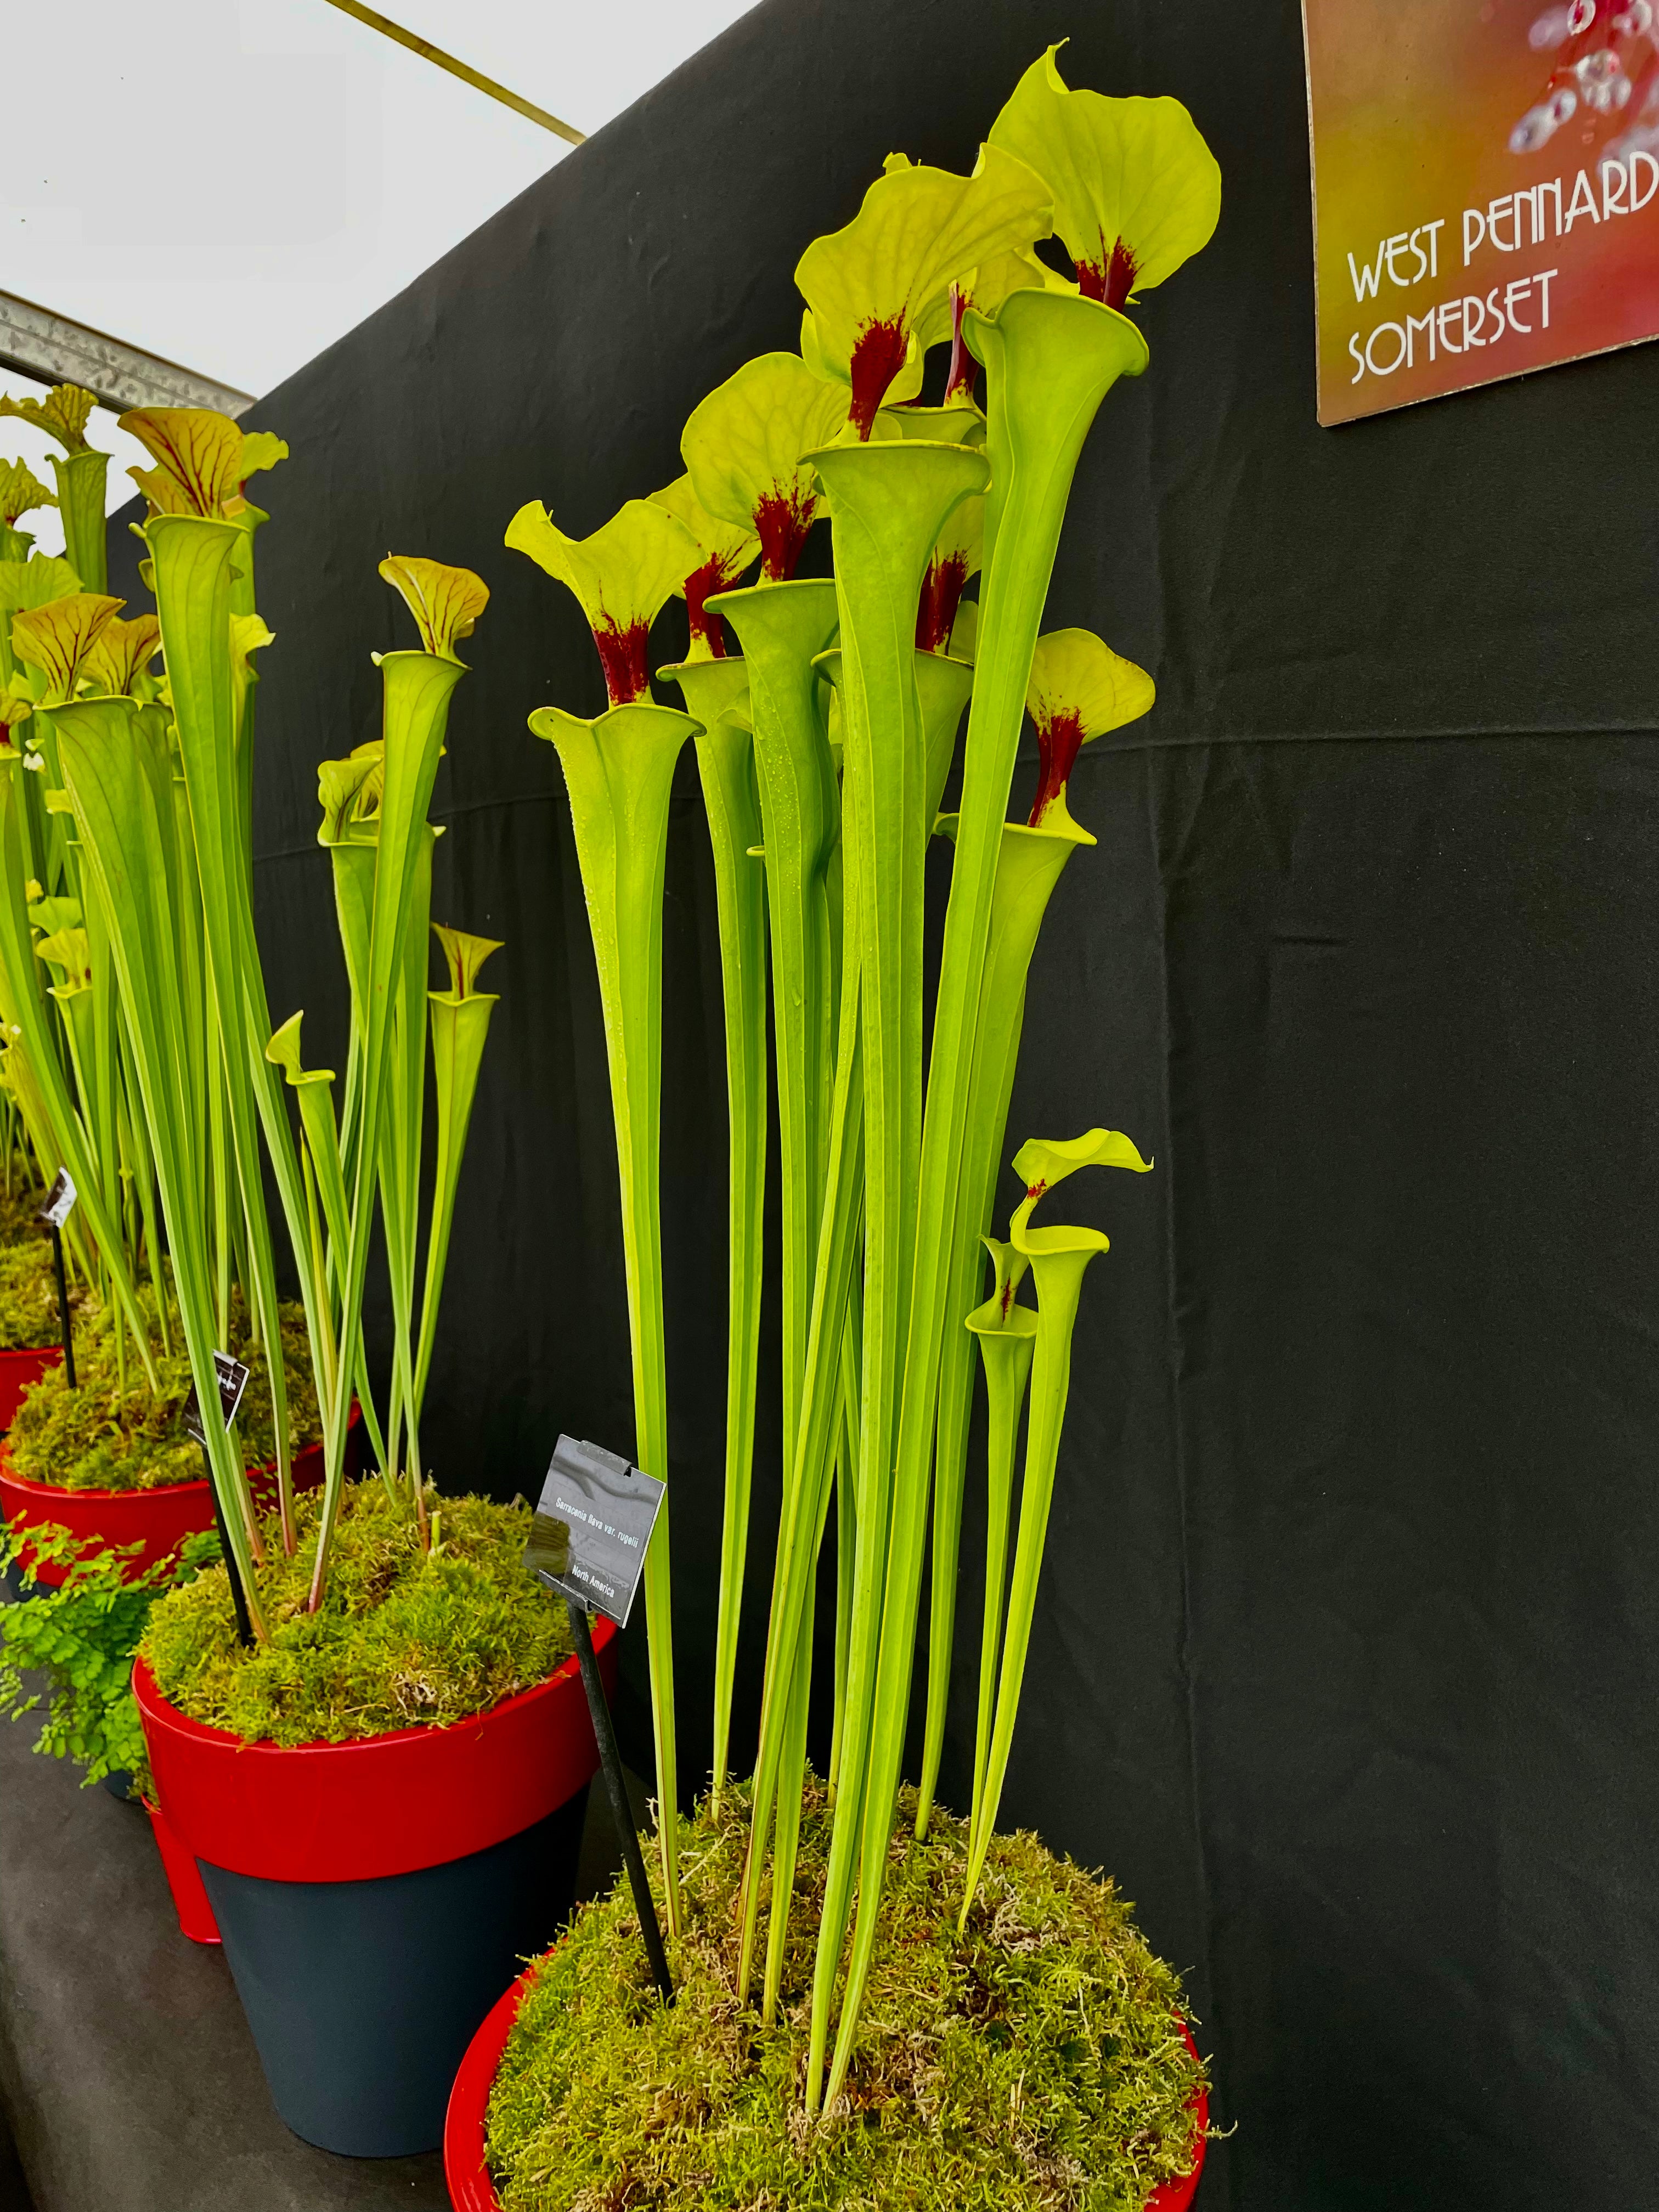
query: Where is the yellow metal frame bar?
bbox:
[320,0,586,144]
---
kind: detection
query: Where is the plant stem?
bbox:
[529,699,699,1936]
[916,811,1092,1835]
[960,1241,1091,1917]
[664,658,768,1803]
[803,438,986,2112]
[821,294,1146,2111]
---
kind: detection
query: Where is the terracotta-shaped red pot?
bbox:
[135,1621,616,2159]
[0,1409,356,1588]
[0,1345,60,1431]
[443,1972,1210,2211]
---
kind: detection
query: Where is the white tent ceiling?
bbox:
[2,0,761,555]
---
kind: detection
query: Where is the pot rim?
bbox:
[134,1611,615,1884]
[0,1400,351,1505]
[133,1611,604,1765]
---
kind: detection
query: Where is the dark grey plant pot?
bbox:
[196,1786,589,2157]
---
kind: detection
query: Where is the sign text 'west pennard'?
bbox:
[182,1352,251,1446]
[526,1435,665,1630]
[1301,0,1659,424]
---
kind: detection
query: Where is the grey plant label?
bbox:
[525,1434,665,1629]
[182,1352,252,1446]
[36,1167,76,1229]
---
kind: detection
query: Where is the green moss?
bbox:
[0,1228,78,1353]
[5,1286,319,1492]
[0,1167,87,1351]
[487,1780,1207,2211]
[140,1481,574,1747]
[0,1158,88,1350]
[0,1167,49,1249]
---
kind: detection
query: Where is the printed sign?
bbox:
[1301,0,1659,423]
[524,1434,665,1629]
[182,1352,251,1446]
[36,1167,76,1229]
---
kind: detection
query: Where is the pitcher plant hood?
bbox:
[431,922,502,999]
[120,409,289,521]
[681,354,849,584]
[10,592,124,706]
[989,44,1221,310]
[317,743,384,847]
[0,461,56,529]
[648,475,760,659]
[1025,628,1155,825]
[794,144,1053,435]
[505,496,698,707]
[1009,1125,1154,1253]
[265,1009,336,1089]
[0,384,97,454]
[33,926,91,992]
[83,614,162,699]
[378,555,489,664]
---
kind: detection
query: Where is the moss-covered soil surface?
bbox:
[0,1165,52,1248]
[5,1288,318,1492]
[0,1217,83,1352]
[142,1481,574,1746]
[488,1779,1207,2212]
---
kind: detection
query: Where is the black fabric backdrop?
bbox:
[106,0,1659,2202]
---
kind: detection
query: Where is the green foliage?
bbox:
[140,1482,573,1746]
[0,1522,220,1791]
[6,1288,319,1493]
[487,1779,1206,2211]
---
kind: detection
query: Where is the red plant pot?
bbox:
[443,1975,1209,2212]
[144,1797,222,1944]
[0,1408,356,1588]
[135,1622,616,2157]
[134,1623,614,1885]
[0,1345,60,1431]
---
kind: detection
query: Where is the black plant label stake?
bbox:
[523,1434,672,2004]
[183,1352,253,1649]
[35,1169,77,1391]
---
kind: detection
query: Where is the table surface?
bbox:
[0,1666,637,2211]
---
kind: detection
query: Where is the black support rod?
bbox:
[200,1445,254,1650]
[48,1224,75,1392]
[565,1596,673,2005]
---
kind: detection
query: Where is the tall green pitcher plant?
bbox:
[0,410,178,1376]
[1,385,503,1618]
[506,497,702,1929]
[513,39,1218,2112]
[275,552,500,1604]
